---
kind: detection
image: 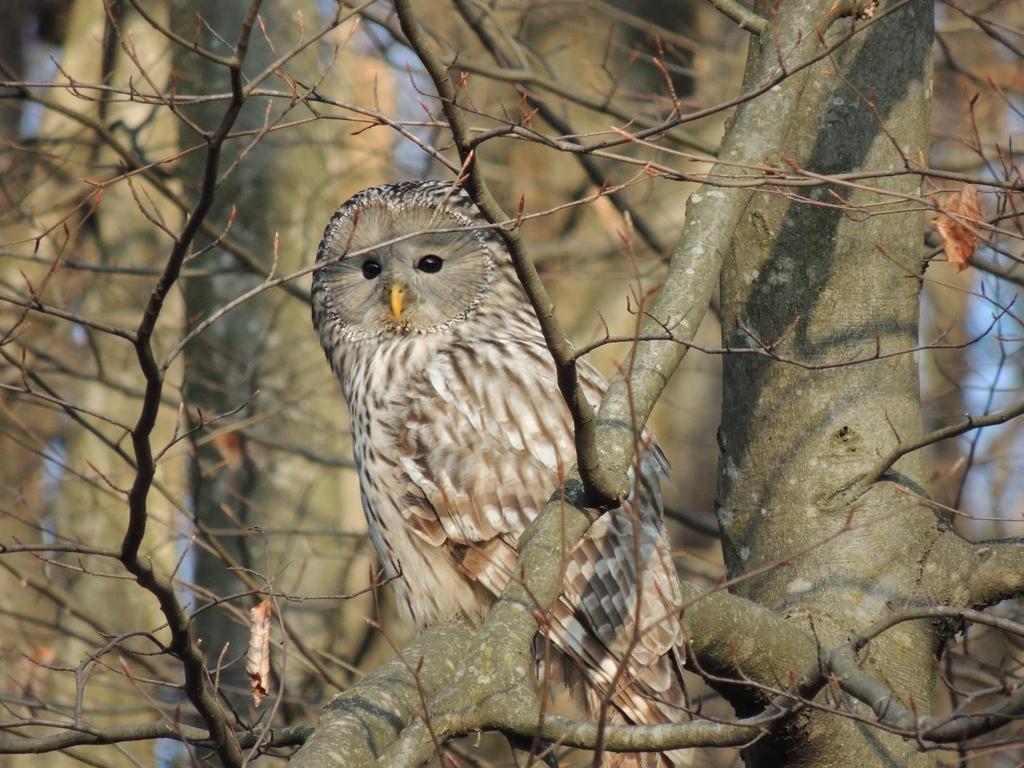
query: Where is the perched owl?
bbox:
[312,181,688,767]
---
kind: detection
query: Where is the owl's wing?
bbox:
[556,496,687,729]
[393,338,686,735]
[393,338,574,594]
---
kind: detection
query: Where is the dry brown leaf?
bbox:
[7,645,57,700]
[246,600,272,707]
[932,184,982,272]
[212,431,245,471]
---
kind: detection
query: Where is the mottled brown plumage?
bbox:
[312,181,689,767]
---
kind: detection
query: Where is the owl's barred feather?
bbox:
[312,181,689,767]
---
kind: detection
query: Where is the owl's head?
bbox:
[312,181,503,342]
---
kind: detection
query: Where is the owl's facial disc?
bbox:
[314,199,495,339]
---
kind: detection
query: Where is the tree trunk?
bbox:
[170,0,316,713]
[717,1,937,766]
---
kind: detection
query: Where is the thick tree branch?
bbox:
[705,0,768,34]
[921,527,1024,609]
[291,623,477,766]
[293,549,1024,762]
[591,0,863,499]
[297,481,952,763]
[680,583,821,703]
[289,475,832,764]
[962,538,1024,607]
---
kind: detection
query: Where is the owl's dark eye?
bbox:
[416,255,443,273]
[361,259,382,279]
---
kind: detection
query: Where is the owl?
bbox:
[312,181,688,767]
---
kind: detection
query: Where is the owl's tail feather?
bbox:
[583,652,693,768]
[543,602,691,767]
[541,499,692,767]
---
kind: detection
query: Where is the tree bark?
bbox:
[717,1,938,765]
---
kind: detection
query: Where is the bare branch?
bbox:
[117,5,268,766]
[845,397,1024,499]
[0,720,309,755]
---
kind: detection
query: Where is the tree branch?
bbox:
[292,490,843,763]
[828,606,1024,742]
[294,556,1024,762]
[0,721,309,755]
[962,538,1024,608]
[705,0,768,34]
[117,5,266,767]
[393,0,611,507]
[921,527,1024,609]
[291,623,477,766]
[590,0,861,499]
[850,397,1024,496]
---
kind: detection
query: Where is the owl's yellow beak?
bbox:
[390,284,406,320]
